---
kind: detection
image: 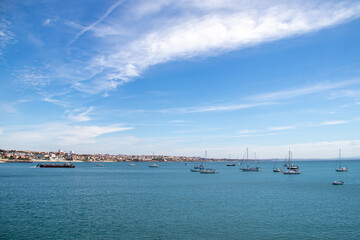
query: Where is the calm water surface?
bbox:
[1,161,360,239]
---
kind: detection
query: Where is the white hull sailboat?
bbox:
[240,148,260,172]
[273,159,282,172]
[335,149,347,172]
[149,152,159,168]
[283,151,300,175]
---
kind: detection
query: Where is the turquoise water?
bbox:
[1,161,360,240]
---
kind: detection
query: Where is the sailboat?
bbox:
[190,163,205,172]
[283,151,300,174]
[335,149,347,172]
[197,151,218,174]
[273,159,282,172]
[149,153,159,168]
[200,168,217,174]
[190,152,207,172]
[240,148,260,172]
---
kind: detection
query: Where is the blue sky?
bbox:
[1,0,360,158]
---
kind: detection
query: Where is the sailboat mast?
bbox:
[247,148,249,167]
[288,150,291,165]
[339,149,341,168]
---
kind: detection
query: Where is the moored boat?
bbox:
[149,163,159,168]
[273,159,282,172]
[332,180,344,185]
[240,148,260,172]
[149,152,159,168]
[36,162,75,168]
[283,169,300,174]
[200,168,217,174]
[335,149,348,172]
[241,167,260,172]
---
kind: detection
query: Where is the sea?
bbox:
[1,160,360,240]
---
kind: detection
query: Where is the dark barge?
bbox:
[36,162,75,168]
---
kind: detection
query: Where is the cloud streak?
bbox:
[0,18,15,55]
[248,81,358,102]
[68,0,125,46]
[158,102,273,114]
[0,122,133,150]
[66,107,94,122]
[79,0,360,93]
[320,120,348,126]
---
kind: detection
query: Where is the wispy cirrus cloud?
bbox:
[17,67,49,88]
[72,0,360,93]
[158,102,273,114]
[68,0,125,46]
[0,18,14,55]
[0,122,133,150]
[42,97,68,107]
[268,125,296,131]
[248,80,358,102]
[319,120,348,126]
[66,107,94,122]
[152,80,358,114]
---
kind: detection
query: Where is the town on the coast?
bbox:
[0,148,226,163]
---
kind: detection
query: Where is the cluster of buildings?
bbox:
[0,149,218,162]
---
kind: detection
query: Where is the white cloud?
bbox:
[77,0,360,93]
[268,125,296,131]
[43,19,51,25]
[0,18,15,55]
[238,129,259,134]
[42,97,68,107]
[68,0,125,45]
[248,81,358,102]
[0,122,133,151]
[17,67,49,88]
[320,120,348,126]
[159,102,272,114]
[66,107,94,122]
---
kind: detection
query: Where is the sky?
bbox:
[1,0,360,159]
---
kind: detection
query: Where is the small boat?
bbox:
[335,149,348,172]
[129,163,136,166]
[287,165,299,170]
[283,169,300,174]
[332,180,344,185]
[36,162,75,168]
[241,167,260,172]
[200,168,217,174]
[95,163,103,167]
[190,164,205,172]
[227,163,236,166]
[149,163,159,168]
